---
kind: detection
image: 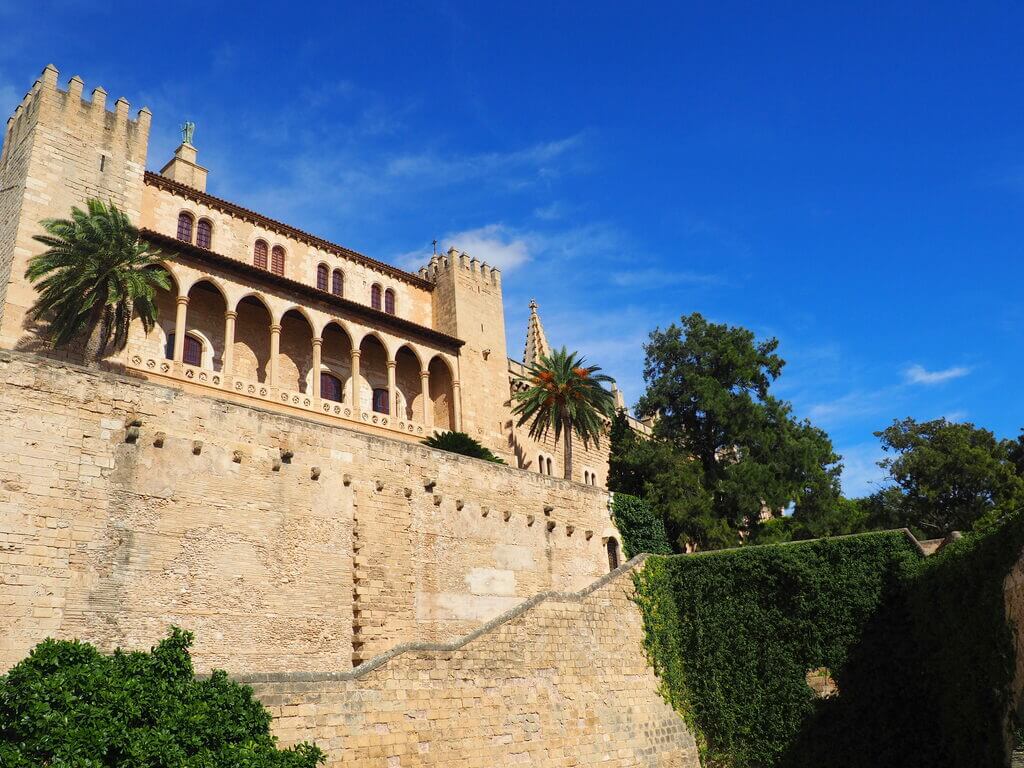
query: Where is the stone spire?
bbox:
[523,299,551,366]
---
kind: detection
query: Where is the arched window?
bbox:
[270,246,285,276]
[371,284,382,310]
[316,264,329,291]
[320,372,343,403]
[384,288,395,315]
[547,457,553,476]
[331,269,343,296]
[584,471,590,485]
[176,212,194,243]
[607,538,620,572]
[165,332,203,367]
[372,387,389,414]
[196,219,212,249]
[538,454,545,474]
[254,240,268,269]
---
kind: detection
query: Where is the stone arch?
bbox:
[359,334,390,414]
[319,321,353,402]
[279,308,314,393]
[395,344,423,421]
[233,294,273,383]
[181,279,227,370]
[428,354,455,430]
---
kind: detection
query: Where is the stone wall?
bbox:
[0,351,615,674]
[245,556,699,768]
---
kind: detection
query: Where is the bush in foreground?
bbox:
[423,430,506,463]
[0,627,323,768]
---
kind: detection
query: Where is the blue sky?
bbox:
[2,2,1021,496]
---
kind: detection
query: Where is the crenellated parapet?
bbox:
[2,64,150,167]
[418,246,502,287]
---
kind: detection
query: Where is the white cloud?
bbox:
[904,364,971,385]
[443,224,531,271]
[533,202,565,221]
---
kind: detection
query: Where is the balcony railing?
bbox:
[127,349,430,439]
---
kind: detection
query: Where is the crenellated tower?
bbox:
[0,64,151,350]
[421,248,509,455]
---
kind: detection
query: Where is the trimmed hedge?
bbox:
[635,513,1024,767]
[612,492,673,558]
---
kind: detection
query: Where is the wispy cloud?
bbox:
[444,224,531,271]
[533,201,566,221]
[610,268,724,288]
[837,442,890,497]
[905,364,971,385]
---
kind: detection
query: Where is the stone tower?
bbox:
[423,249,508,455]
[0,64,151,349]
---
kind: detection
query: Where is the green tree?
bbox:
[0,628,323,768]
[512,346,616,480]
[26,198,170,362]
[871,417,1024,537]
[423,430,506,464]
[635,313,843,547]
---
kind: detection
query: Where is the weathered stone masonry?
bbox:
[244,556,700,768]
[0,351,615,674]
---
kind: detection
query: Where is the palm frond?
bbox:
[26,199,169,359]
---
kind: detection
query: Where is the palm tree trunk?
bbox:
[563,417,573,481]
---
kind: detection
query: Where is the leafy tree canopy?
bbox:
[422,430,506,464]
[0,628,323,768]
[629,313,842,548]
[867,417,1024,537]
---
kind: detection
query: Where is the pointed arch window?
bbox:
[176,212,194,243]
[331,269,343,296]
[371,284,382,310]
[607,538,620,571]
[254,240,268,269]
[196,219,212,249]
[317,264,329,291]
[270,246,285,276]
[321,372,343,403]
[384,288,395,315]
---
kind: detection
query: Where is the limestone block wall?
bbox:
[245,556,700,768]
[0,351,615,675]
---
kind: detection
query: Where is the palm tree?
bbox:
[512,346,616,481]
[26,199,170,363]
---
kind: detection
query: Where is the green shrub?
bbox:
[634,532,920,767]
[612,492,673,558]
[0,627,323,768]
[635,514,1024,768]
[422,431,506,463]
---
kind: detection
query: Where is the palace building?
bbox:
[0,64,646,488]
[0,65,698,766]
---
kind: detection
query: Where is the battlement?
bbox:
[418,246,502,286]
[2,64,150,166]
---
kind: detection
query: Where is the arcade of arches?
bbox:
[144,275,458,432]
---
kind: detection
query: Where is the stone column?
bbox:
[269,323,281,388]
[452,380,462,431]
[350,349,361,412]
[311,337,323,399]
[386,360,397,417]
[222,310,237,375]
[172,295,189,363]
[420,370,431,427]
